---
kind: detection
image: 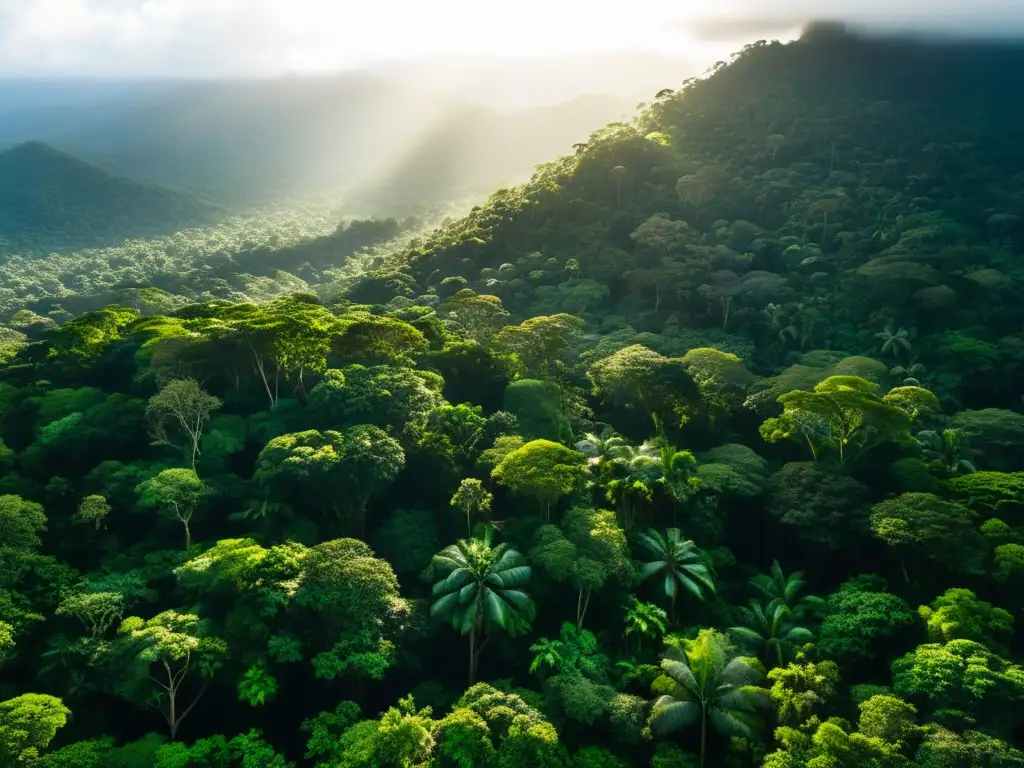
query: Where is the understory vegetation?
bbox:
[0,25,1023,768]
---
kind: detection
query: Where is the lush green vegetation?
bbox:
[1,25,1023,767]
[0,142,220,255]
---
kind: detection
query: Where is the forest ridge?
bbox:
[0,25,1023,768]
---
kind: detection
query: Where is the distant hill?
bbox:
[0,74,640,210]
[0,142,220,255]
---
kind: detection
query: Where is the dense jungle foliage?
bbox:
[1,25,1024,768]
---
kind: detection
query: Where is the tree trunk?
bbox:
[468,624,476,685]
[249,345,275,408]
[183,519,191,550]
[900,554,910,585]
[577,590,592,630]
[166,661,178,740]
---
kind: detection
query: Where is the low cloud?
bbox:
[679,1,1024,44]
[1,0,1023,77]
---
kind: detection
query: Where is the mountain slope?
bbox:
[0,141,220,255]
[0,76,635,209]
[380,26,1024,409]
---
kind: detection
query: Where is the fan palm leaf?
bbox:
[648,630,768,768]
[430,528,533,683]
[636,528,715,620]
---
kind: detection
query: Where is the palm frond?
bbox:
[649,697,701,736]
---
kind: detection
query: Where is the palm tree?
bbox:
[657,443,700,524]
[915,428,976,476]
[729,599,815,668]
[750,560,823,619]
[430,527,531,684]
[604,440,662,530]
[622,597,667,654]
[575,429,630,472]
[649,629,769,768]
[635,528,715,621]
[876,324,912,361]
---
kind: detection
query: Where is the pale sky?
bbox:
[1,0,1022,78]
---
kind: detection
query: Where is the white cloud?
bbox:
[0,0,1021,77]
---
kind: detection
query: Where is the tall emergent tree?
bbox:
[115,610,227,740]
[135,468,209,550]
[146,378,222,469]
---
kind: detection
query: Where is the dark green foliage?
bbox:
[503,379,573,443]
[765,462,870,548]
[2,26,1024,768]
[819,577,917,667]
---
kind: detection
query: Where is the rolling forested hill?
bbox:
[0,142,220,255]
[383,24,1024,411]
[1,24,1024,768]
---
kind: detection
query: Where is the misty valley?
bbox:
[0,22,1023,768]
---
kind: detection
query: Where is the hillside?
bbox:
[0,142,220,255]
[385,25,1024,410]
[0,77,635,209]
[1,26,1024,768]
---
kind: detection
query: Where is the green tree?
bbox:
[602,440,661,531]
[491,439,584,521]
[294,539,408,682]
[679,347,757,416]
[0,694,71,767]
[767,659,841,727]
[623,598,668,655]
[495,314,584,378]
[635,528,715,621]
[430,529,532,683]
[869,493,985,582]
[135,468,209,549]
[255,427,404,536]
[729,599,815,668]
[819,577,916,667]
[914,726,1024,767]
[588,345,702,431]
[437,289,510,344]
[876,324,912,361]
[750,560,823,619]
[451,479,493,537]
[116,611,227,740]
[530,506,628,629]
[0,495,47,552]
[760,375,911,464]
[145,378,222,470]
[892,640,1024,735]
[73,495,110,530]
[918,588,1013,653]
[766,462,871,548]
[648,629,768,768]
[437,707,495,768]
